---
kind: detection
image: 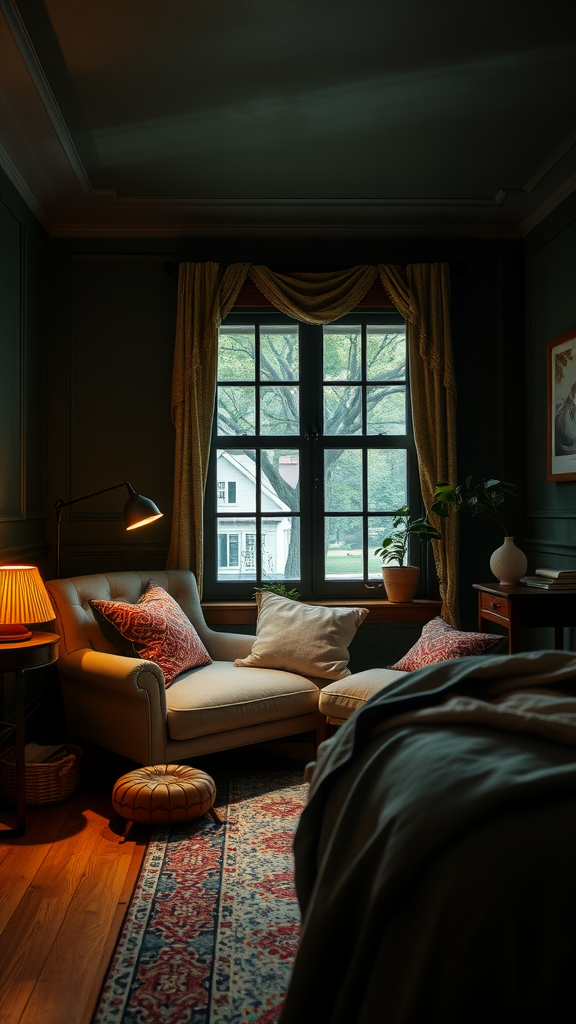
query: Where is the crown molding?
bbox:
[0,0,92,197]
[3,0,574,240]
[92,192,507,209]
[48,220,522,239]
[522,128,576,194]
[0,141,52,232]
[520,170,576,237]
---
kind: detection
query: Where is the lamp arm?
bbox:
[54,482,135,578]
[55,481,134,519]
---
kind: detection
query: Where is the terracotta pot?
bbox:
[382,565,420,603]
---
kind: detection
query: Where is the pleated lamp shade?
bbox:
[0,565,55,642]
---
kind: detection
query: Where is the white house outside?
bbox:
[216,451,294,580]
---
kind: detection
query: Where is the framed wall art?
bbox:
[547,327,576,481]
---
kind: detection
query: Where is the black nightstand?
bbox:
[0,632,59,838]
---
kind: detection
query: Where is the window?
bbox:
[218,481,237,504]
[204,311,420,598]
[218,532,239,569]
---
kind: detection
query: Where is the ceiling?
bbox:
[1,0,575,237]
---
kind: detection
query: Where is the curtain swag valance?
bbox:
[168,262,458,623]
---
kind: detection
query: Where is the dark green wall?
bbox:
[46,235,524,627]
[524,192,576,646]
[0,154,529,627]
[0,168,49,570]
[5,154,576,738]
[46,248,178,578]
[0,168,55,748]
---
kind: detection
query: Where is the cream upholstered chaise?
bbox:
[45,570,333,766]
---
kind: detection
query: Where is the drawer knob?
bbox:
[489,601,501,609]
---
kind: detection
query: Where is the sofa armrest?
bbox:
[61,648,167,714]
[205,631,256,661]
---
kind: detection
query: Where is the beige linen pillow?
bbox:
[234,591,368,680]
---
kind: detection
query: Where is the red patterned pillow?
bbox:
[389,616,505,671]
[91,580,211,685]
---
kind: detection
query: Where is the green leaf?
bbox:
[253,584,301,601]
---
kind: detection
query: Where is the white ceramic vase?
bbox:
[489,536,528,586]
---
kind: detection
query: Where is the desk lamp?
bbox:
[0,565,56,642]
[55,481,163,578]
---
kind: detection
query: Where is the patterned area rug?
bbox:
[94,771,307,1024]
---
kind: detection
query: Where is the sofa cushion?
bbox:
[91,580,211,685]
[166,661,321,740]
[319,668,406,722]
[389,616,505,672]
[234,591,368,680]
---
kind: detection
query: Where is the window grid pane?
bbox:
[323,327,361,381]
[366,329,406,382]
[325,516,363,580]
[218,327,255,381]
[260,385,299,435]
[368,449,407,511]
[324,450,362,512]
[212,316,412,592]
[260,327,299,382]
[323,385,363,435]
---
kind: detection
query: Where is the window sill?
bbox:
[201,598,442,625]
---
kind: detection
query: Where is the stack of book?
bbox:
[520,569,576,590]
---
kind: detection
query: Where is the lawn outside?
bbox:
[325,547,391,578]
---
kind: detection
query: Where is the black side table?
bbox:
[0,632,59,838]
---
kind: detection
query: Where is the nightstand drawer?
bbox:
[480,591,510,622]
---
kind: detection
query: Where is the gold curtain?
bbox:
[167,262,249,590]
[168,261,458,621]
[248,265,378,323]
[378,264,458,624]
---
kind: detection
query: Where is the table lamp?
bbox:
[0,565,56,642]
[55,481,163,578]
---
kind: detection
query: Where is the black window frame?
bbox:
[203,309,427,600]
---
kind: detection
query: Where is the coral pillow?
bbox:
[91,580,211,685]
[390,616,505,672]
[234,590,368,680]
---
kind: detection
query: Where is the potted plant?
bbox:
[432,476,526,585]
[253,583,301,601]
[374,506,441,602]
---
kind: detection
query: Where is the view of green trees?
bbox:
[217,324,408,579]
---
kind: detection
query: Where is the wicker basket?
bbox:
[0,743,82,806]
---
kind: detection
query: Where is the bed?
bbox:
[280,650,576,1024]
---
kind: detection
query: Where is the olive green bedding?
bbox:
[281,651,576,1024]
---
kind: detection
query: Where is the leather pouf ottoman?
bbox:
[112,764,221,839]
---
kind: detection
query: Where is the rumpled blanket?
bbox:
[281,650,576,1024]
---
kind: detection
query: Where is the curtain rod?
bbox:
[164,260,468,275]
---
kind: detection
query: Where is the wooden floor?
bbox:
[0,738,312,1024]
[0,746,148,1024]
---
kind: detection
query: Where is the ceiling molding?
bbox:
[91,193,507,209]
[520,170,576,237]
[2,0,574,239]
[1,0,512,226]
[49,220,522,240]
[0,141,52,231]
[0,0,93,198]
[522,128,576,194]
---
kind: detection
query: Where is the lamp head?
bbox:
[0,565,55,642]
[124,484,163,531]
